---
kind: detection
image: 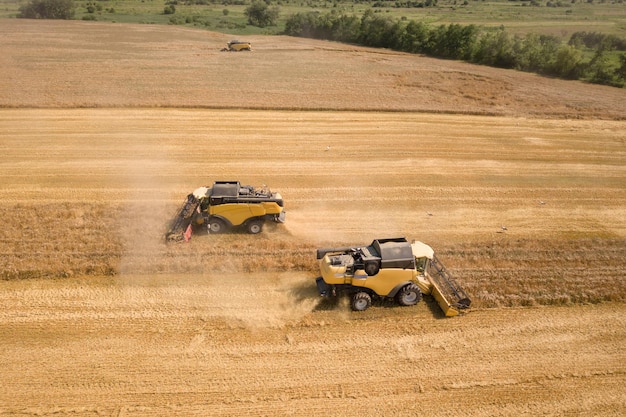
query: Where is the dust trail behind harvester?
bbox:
[115,147,173,277]
[112,272,320,330]
[113,156,319,327]
[196,272,320,329]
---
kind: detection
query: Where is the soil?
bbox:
[0,19,625,416]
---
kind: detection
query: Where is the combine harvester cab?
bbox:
[315,238,471,316]
[166,181,285,242]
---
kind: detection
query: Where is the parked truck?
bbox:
[315,237,471,316]
[166,181,285,242]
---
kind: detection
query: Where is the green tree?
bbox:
[615,53,626,84]
[514,33,560,74]
[553,44,583,79]
[245,1,279,28]
[399,20,429,54]
[473,28,516,68]
[358,10,395,48]
[330,13,360,43]
[19,0,75,19]
[585,47,615,85]
[284,12,324,38]
[434,24,478,60]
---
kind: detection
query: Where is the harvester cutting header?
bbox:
[166,181,285,242]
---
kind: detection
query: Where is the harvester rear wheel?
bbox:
[396,284,422,306]
[351,292,372,312]
[208,218,228,234]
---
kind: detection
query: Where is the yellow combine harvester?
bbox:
[315,238,471,316]
[166,181,285,242]
[221,40,252,51]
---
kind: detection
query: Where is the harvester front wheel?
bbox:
[351,292,372,312]
[208,218,228,234]
[246,219,264,234]
[396,284,422,306]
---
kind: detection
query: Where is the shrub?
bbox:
[19,0,75,19]
[245,1,279,27]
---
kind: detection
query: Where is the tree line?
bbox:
[284,10,626,88]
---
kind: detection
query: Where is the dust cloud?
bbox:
[112,149,321,328]
[200,272,320,329]
[113,272,321,329]
[116,141,174,276]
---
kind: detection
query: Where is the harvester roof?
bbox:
[411,241,435,259]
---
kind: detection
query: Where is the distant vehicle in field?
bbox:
[166,181,284,241]
[221,40,252,52]
[315,237,471,316]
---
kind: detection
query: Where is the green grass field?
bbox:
[1,0,625,38]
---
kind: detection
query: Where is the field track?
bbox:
[0,20,625,416]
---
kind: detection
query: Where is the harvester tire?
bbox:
[396,284,422,306]
[351,292,372,312]
[208,218,228,234]
[246,219,263,234]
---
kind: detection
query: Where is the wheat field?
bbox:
[0,20,625,416]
